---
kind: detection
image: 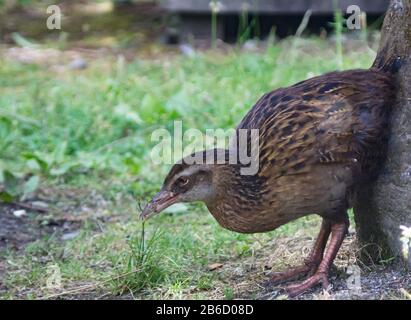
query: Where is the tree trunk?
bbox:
[354,0,411,266]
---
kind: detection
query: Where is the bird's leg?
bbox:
[269,219,331,285]
[286,219,349,298]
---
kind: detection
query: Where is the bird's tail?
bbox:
[372,45,404,74]
[371,0,409,75]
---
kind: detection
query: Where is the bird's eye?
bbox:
[177,177,189,187]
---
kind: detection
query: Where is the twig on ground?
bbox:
[12,201,50,213]
[400,288,411,300]
[43,268,142,299]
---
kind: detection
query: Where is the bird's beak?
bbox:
[140,190,178,220]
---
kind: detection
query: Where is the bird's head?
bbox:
[140,149,228,220]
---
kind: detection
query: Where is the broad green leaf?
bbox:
[0,191,14,203]
[23,175,40,197]
[53,141,68,164]
[2,170,20,196]
[140,94,165,123]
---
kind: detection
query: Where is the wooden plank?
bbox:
[161,0,389,14]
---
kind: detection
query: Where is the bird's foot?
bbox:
[267,262,318,287]
[285,271,330,298]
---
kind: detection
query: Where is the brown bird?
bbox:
[141,56,399,296]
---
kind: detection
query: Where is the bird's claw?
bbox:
[266,264,314,287]
[285,272,330,298]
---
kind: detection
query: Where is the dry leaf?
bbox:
[208,263,223,271]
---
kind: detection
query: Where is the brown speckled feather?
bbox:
[237,69,395,181]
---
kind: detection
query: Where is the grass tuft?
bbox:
[112,222,164,295]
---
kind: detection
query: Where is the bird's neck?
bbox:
[204,162,265,232]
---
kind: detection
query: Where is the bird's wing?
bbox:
[236,70,393,179]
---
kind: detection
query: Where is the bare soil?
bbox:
[204,233,411,300]
[0,204,77,250]
[262,263,411,300]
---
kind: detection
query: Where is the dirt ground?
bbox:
[203,233,411,300]
[262,262,411,300]
[1,203,409,300]
[0,201,83,292]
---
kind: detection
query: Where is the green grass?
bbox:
[0,37,376,299]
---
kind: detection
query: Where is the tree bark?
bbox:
[354,0,411,266]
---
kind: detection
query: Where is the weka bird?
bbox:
[141,58,399,296]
